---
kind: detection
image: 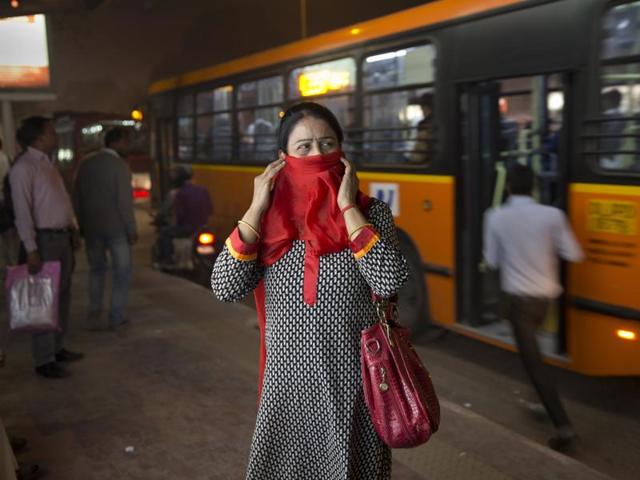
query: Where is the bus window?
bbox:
[196,85,233,162]
[601,1,640,59]
[289,58,356,99]
[237,76,283,108]
[361,44,436,166]
[237,76,283,163]
[177,94,195,161]
[597,1,640,173]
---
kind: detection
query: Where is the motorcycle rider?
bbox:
[155,165,213,267]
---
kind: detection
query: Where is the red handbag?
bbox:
[361,296,440,448]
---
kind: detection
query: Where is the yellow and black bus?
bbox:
[147,0,640,376]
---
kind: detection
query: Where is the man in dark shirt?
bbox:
[73,127,137,330]
[157,166,212,264]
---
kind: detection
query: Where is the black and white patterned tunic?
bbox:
[211,199,409,480]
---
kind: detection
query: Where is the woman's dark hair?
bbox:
[277,102,344,153]
[105,127,129,148]
[507,163,535,196]
[16,116,51,150]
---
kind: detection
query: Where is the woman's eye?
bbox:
[297,144,310,152]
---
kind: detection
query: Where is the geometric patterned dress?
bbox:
[211,198,408,479]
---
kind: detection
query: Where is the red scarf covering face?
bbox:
[258,149,370,305]
[253,149,370,398]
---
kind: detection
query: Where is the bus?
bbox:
[53,111,152,198]
[146,0,640,376]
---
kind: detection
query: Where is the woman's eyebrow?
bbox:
[295,136,335,144]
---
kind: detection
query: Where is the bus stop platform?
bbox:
[0,210,634,480]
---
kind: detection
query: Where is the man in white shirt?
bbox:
[484,164,583,452]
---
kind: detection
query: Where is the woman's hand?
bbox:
[337,157,359,210]
[239,155,285,244]
[250,155,286,215]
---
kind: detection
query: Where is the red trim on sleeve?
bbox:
[226,227,259,261]
[349,226,381,260]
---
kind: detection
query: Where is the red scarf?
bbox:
[258,149,370,305]
[253,150,370,398]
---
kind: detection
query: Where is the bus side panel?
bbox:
[567,184,640,375]
[359,175,456,327]
[566,309,640,376]
[192,166,262,240]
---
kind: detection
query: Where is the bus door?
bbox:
[458,74,569,357]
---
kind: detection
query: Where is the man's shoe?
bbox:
[35,362,69,379]
[16,462,43,480]
[55,349,84,362]
[548,431,577,452]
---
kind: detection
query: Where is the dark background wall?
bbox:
[12,0,429,120]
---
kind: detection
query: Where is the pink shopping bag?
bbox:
[5,261,61,333]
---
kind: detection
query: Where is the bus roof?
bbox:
[148,0,523,95]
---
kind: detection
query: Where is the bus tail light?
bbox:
[616,329,637,341]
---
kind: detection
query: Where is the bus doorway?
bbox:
[457,73,570,359]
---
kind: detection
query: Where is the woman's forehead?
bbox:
[289,117,337,141]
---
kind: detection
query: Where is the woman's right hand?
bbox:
[249,155,286,215]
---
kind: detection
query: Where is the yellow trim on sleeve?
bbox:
[353,233,381,260]
[225,237,258,262]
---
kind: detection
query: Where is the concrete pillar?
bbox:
[1,100,15,159]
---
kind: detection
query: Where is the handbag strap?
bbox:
[371,293,399,345]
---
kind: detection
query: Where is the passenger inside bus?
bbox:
[599,88,626,169]
[407,92,434,165]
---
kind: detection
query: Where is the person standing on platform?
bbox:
[10,117,84,379]
[73,127,137,331]
[484,163,583,452]
[212,102,408,479]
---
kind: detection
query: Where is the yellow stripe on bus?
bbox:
[192,164,264,174]
[191,163,455,185]
[358,172,454,184]
[570,183,640,196]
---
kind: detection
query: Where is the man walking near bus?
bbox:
[73,127,138,331]
[10,116,84,379]
[484,163,583,452]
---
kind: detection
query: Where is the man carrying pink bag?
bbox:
[8,117,84,379]
[6,261,61,334]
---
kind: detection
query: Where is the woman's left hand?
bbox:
[337,157,359,209]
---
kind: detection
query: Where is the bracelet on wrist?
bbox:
[340,204,357,215]
[238,220,261,239]
[348,223,373,240]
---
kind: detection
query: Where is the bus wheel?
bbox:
[398,238,429,337]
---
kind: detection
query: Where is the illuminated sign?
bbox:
[298,70,351,97]
[0,14,50,89]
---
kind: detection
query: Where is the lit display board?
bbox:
[0,14,50,89]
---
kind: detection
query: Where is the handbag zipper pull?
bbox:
[379,366,389,392]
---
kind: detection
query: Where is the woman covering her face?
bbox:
[212,102,409,479]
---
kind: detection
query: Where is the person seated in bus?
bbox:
[599,88,626,169]
[156,165,213,265]
[407,92,434,164]
[484,164,583,452]
[212,102,408,479]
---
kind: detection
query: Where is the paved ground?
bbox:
[0,208,637,479]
